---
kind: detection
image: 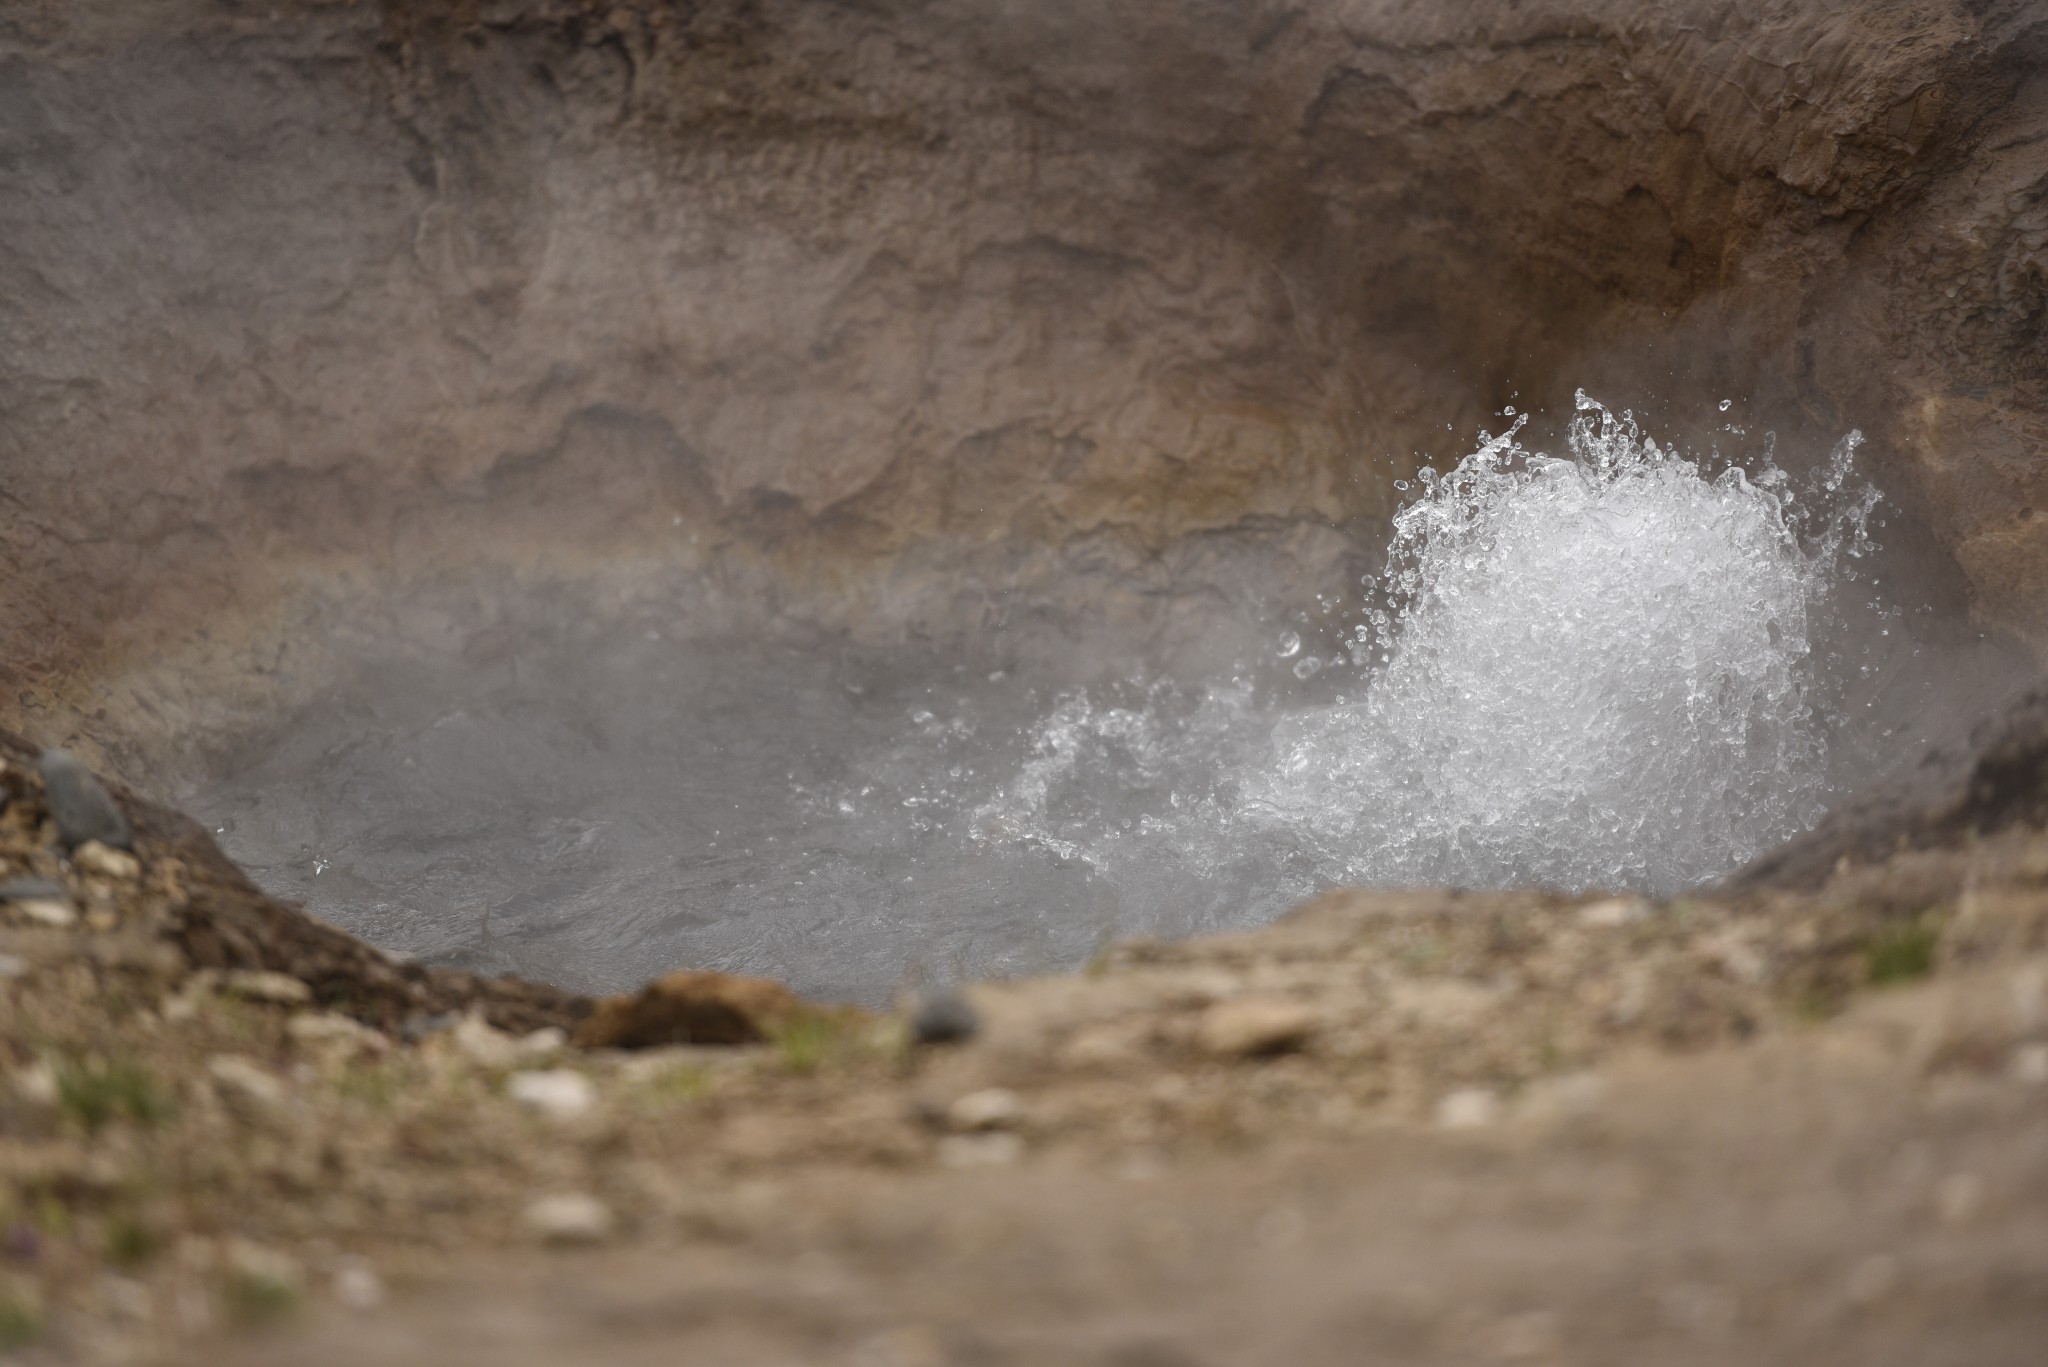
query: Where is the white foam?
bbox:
[981,394,1882,899]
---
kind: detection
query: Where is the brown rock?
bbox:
[572,971,808,1050]
[1195,997,1320,1059]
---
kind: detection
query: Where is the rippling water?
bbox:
[184,396,1953,1004]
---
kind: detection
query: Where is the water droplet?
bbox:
[1276,632,1301,659]
[1719,399,1732,411]
[1292,656,1323,679]
[1503,405,1516,415]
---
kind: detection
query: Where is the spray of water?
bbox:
[980,393,1883,902]
[1249,392,1878,892]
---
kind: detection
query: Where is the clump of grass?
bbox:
[33,1192,71,1240]
[222,1270,299,1328]
[637,1064,710,1105]
[1864,918,1941,986]
[1083,928,1118,978]
[103,1213,163,1270]
[1396,933,1448,971]
[0,1294,41,1350]
[770,1014,843,1076]
[1790,983,1843,1023]
[336,1061,400,1110]
[54,1057,171,1134]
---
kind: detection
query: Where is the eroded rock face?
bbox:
[0,0,2041,762]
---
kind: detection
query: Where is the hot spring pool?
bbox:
[167,397,2004,1004]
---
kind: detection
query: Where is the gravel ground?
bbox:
[0,740,2041,1363]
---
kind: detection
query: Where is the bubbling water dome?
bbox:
[1248,393,1883,896]
[975,394,1892,933]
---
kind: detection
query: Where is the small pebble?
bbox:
[224,1240,302,1295]
[1196,997,1319,1058]
[1578,897,1650,927]
[0,877,68,904]
[518,1026,569,1058]
[0,955,27,980]
[508,1069,596,1121]
[331,1263,384,1310]
[288,1013,385,1048]
[945,1088,1021,1132]
[1435,1087,1503,1130]
[11,899,75,928]
[2011,1042,2048,1085]
[72,840,140,881]
[207,1055,286,1112]
[222,971,313,1006]
[37,749,131,851]
[451,1014,521,1069]
[524,1193,614,1245]
[13,1062,57,1106]
[910,990,980,1046]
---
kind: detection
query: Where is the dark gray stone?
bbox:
[0,877,67,903]
[400,1011,461,1044]
[36,749,132,851]
[910,988,980,1046]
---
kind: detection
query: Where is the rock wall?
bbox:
[0,0,2042,755]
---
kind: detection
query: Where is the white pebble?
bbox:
[517,1026,569,1058]
[288,1013,385,1048]
[945,1088,1021,1132]
[331,1263,385,1310]
[1577,897,1649,927]
[452,1014,521,1069]
[524,1193,615,1244]
[1435,1087,1502,1130]
[508,1069,596,1121]
[14,899,75,928]
[224,971,313,1006]
[208,1055,286,1111]
[73,840,140,881]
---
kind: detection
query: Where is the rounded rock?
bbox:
[524,1193,615,1245]
[910,989,981,1046]
[36,749,131,852]
[73,840,141,881]
[507,1069,596,1121]
[1195,997,1319,1058]
[945,1087,1021,1132]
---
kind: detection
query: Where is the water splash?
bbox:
[983,394,1885,899]
[1249,393,1878,893]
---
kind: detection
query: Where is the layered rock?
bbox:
[0,0,2041,761]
